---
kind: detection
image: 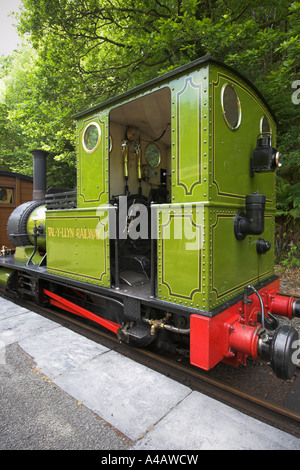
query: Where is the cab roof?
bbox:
[73,54,277,124]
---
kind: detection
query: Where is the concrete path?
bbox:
[0,296,299,450]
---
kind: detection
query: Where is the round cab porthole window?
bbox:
[82,122,101,153]
[145,143,161,168]
[260,115,272,134]
[221,83,241,130]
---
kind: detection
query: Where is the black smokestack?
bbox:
[31,149,47,200]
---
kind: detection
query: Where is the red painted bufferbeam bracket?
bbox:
[43,288,121,334]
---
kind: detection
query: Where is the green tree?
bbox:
[16,0,299,140]
[0,43,76,187]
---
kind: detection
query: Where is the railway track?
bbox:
[3,293,300,439]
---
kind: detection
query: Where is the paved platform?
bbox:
[0,295,299,450]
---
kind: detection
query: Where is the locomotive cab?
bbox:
[107,87,172,287]
[2,55,299,380]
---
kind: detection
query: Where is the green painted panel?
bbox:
[210,65,276,207]
[177,76,201,194]
[156,204,205,308]
[209,207,275,309]
[211,211,257,306]
[77,114,109,208]
[156,202,275,312]
[171,68,210,203]
[46,208,110,287]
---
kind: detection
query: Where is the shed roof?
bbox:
[0,170,33,182]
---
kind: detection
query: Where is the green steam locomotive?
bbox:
[1,55,299,380]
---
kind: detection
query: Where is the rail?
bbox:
[3,293,299,439]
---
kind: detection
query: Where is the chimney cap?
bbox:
[30,149,48,157]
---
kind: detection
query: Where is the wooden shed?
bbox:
[0,171,33,250]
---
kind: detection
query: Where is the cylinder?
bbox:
[229,322,259,360]
[0,267,15,290]
[31,149,47,201]
[269,294,294,319]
